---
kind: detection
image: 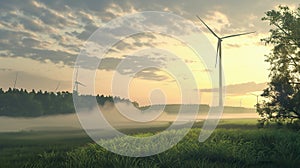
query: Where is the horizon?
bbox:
[0,87,256,108]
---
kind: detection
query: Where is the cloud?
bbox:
[106,54,171,81]
[0,68,12,72]
[76,53,171,81]
[0,0,297,74]
[135,68,171,81]
[225,43,242,48]
[21,37,40,47]
[76,23,99,40]
[0,0,109,66]
[10,47,77,65]
[98,57,122,71]
[199,82,267,96]
[203,11,230,34]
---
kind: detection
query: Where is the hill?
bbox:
[140,104,255,114]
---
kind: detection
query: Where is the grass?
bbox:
[1,119,300,167]
[0,129,92,168]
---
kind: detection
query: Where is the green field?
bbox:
[1,119,300,168]
[0,129,92,168]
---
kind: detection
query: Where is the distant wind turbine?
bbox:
[250,93,259,106]
[196,16,255,107]
[13,72,19,89]
[249,93,261,112]
[54,81,61,92]
[73,66,86,95]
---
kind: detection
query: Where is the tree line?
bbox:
[0,88,137,117]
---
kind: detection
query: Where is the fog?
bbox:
[0,103,259,132]
[0,114,82,132]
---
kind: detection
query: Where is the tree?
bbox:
[258,5,300,125]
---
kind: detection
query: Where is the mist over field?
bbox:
[0,103,258,132]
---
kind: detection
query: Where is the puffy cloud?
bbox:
[97,54,171,81]
[21,37,40,47]
[203,11,230,34]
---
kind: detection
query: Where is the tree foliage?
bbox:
[0,88,137,117]
[258,5,300,124]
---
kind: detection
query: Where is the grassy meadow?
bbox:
[1,118,300,168]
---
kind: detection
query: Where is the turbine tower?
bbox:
[73,66,86,95]
[250,93,259,106]
[196,16,255,107]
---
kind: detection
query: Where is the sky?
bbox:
[0,0,298,107]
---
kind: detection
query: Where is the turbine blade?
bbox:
[221,31,255,39]
[76,81,86,87]
[196,15,219,38]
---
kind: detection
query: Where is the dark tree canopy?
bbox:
[0,88,137,117]
[258,5,300,125]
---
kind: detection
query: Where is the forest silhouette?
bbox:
[0,88,136,117]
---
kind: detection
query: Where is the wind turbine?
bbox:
[13,72,19,89]
[249,93,260,112]
[196,16,255,107]
[54,81,61,92]
[250,93,259,106]
[73,66,86,95]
